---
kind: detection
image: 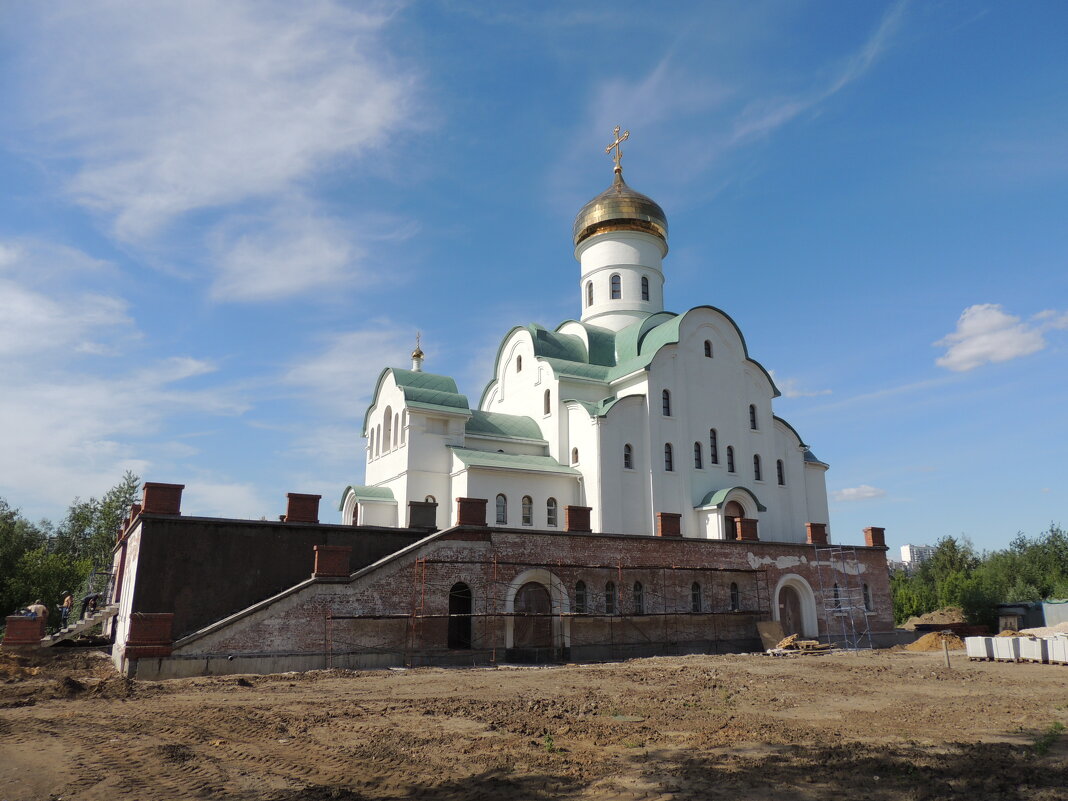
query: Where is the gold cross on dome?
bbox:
[605,125,629,173]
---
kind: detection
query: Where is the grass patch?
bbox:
[1033,722,1065,756]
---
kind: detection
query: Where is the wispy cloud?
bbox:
[768,370,832,398]
[935,304,1067,372]
[11,0,420,302]
[832,485,887,503]
[284,326,415,419]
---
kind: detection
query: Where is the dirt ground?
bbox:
[1,647,1066,801]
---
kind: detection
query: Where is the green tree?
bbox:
[6,548,91,630]
[0,499,48,615]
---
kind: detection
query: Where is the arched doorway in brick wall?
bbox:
[773,574,818,638]
[504,568,570,663]
[724,501,744,540]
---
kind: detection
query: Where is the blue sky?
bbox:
[1,1,1064,554]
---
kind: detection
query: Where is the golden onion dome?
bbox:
[573,170,668,248]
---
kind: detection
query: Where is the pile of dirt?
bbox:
[0,651,41,681]
[996,630,1022,637]
[906,631,965,651]
[1021,622,1068,637]
[902,606,966,631]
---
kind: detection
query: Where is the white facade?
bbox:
[343,170,831,543]
[900,543,935,566]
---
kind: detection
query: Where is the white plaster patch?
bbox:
[810,559,867,575]
[746,553,806,570]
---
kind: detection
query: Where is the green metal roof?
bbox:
[564,395,638,418]
[478,305,781,409]
[696,486,767,512]
[363,368,470,435]
[337,484,396,511]
[465,410,545,441]
[448,447,581,476]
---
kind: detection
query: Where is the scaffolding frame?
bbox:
[812,544,874,651]
[324,555,774,666]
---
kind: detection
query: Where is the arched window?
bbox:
[704,340,713,358]
[521,495,533,526]
[753,454,762,481]
[516,355,522,372]
[727,446,735,473]
[694,441,703,469]
[571,447,579,465]
[400,410,407,444]
[382,408,392,452]
[709,429,719,464]
[729,582,740,612]
[691,582,702,613]
[863,583,873,612]
[664,443,674,472]
[425,495,436,503]
[495,493,507,525]
[447,582,472,649]
[641,275,649,300]
[605,581,617,614]
[586,281,593,307]
[776,459,785,485]
[368,429,375,458]
[610,273,621,299]
[833,583,841,609]
[749,404,758,430]
[546,497,558,527]
[543,389,551,416]
[393,413,399,448]
[623,443,633,469]
[662,389,671,416]
[633,581,644,614]
[575,580,587,614]
[376,424,382,457]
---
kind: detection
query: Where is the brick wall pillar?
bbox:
[656,512,682,537]
[141,483,184,515]
[285,493,322,523]
[2,616,45,647]
[565,505,592,533]
[407,500,438,529]
[456,497,487,526]
[806,522,828,545]
[313,545,352,577]
[736,518,759,541]
[864,526,886,548]
[124,612,174,659]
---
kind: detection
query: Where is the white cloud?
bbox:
[209,206,366,302]
[768,370,832,398]
[934,304,1060,372]
[285,327,415,419]
[182,481,275,520]
[832,485,887,503]
[17,1,417,242]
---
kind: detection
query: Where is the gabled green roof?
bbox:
[564,394,639,418]
[449,447,581,476]
[338,484,396,511]
[696,486,767,512]
[465,410,545,441]
[363,368,470,434]
[478,305,781,409]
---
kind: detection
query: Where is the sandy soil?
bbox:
[1,646,1066,800]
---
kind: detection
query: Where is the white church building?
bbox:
[343,142,830,544]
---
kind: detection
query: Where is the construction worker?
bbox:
[61,591,74,628]
[27,599,49,622]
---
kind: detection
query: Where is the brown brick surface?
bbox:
[2,616,45,646]
[736,518,759,541]
[455,498,488,526]
[314,545,352,577]
[656,512,682,537]
[285,493,322,524]
[565,505,592,532]
[142,483,185,515]
[864,527,886,548]
[806,522,828,545]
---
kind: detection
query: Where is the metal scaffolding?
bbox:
[812,545,874,651]
[323,555,775,666]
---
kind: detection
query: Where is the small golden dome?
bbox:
[573,171,668,248]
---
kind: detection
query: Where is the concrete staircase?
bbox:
[41,604,119,647]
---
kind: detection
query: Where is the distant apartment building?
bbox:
[900,543,935,566]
